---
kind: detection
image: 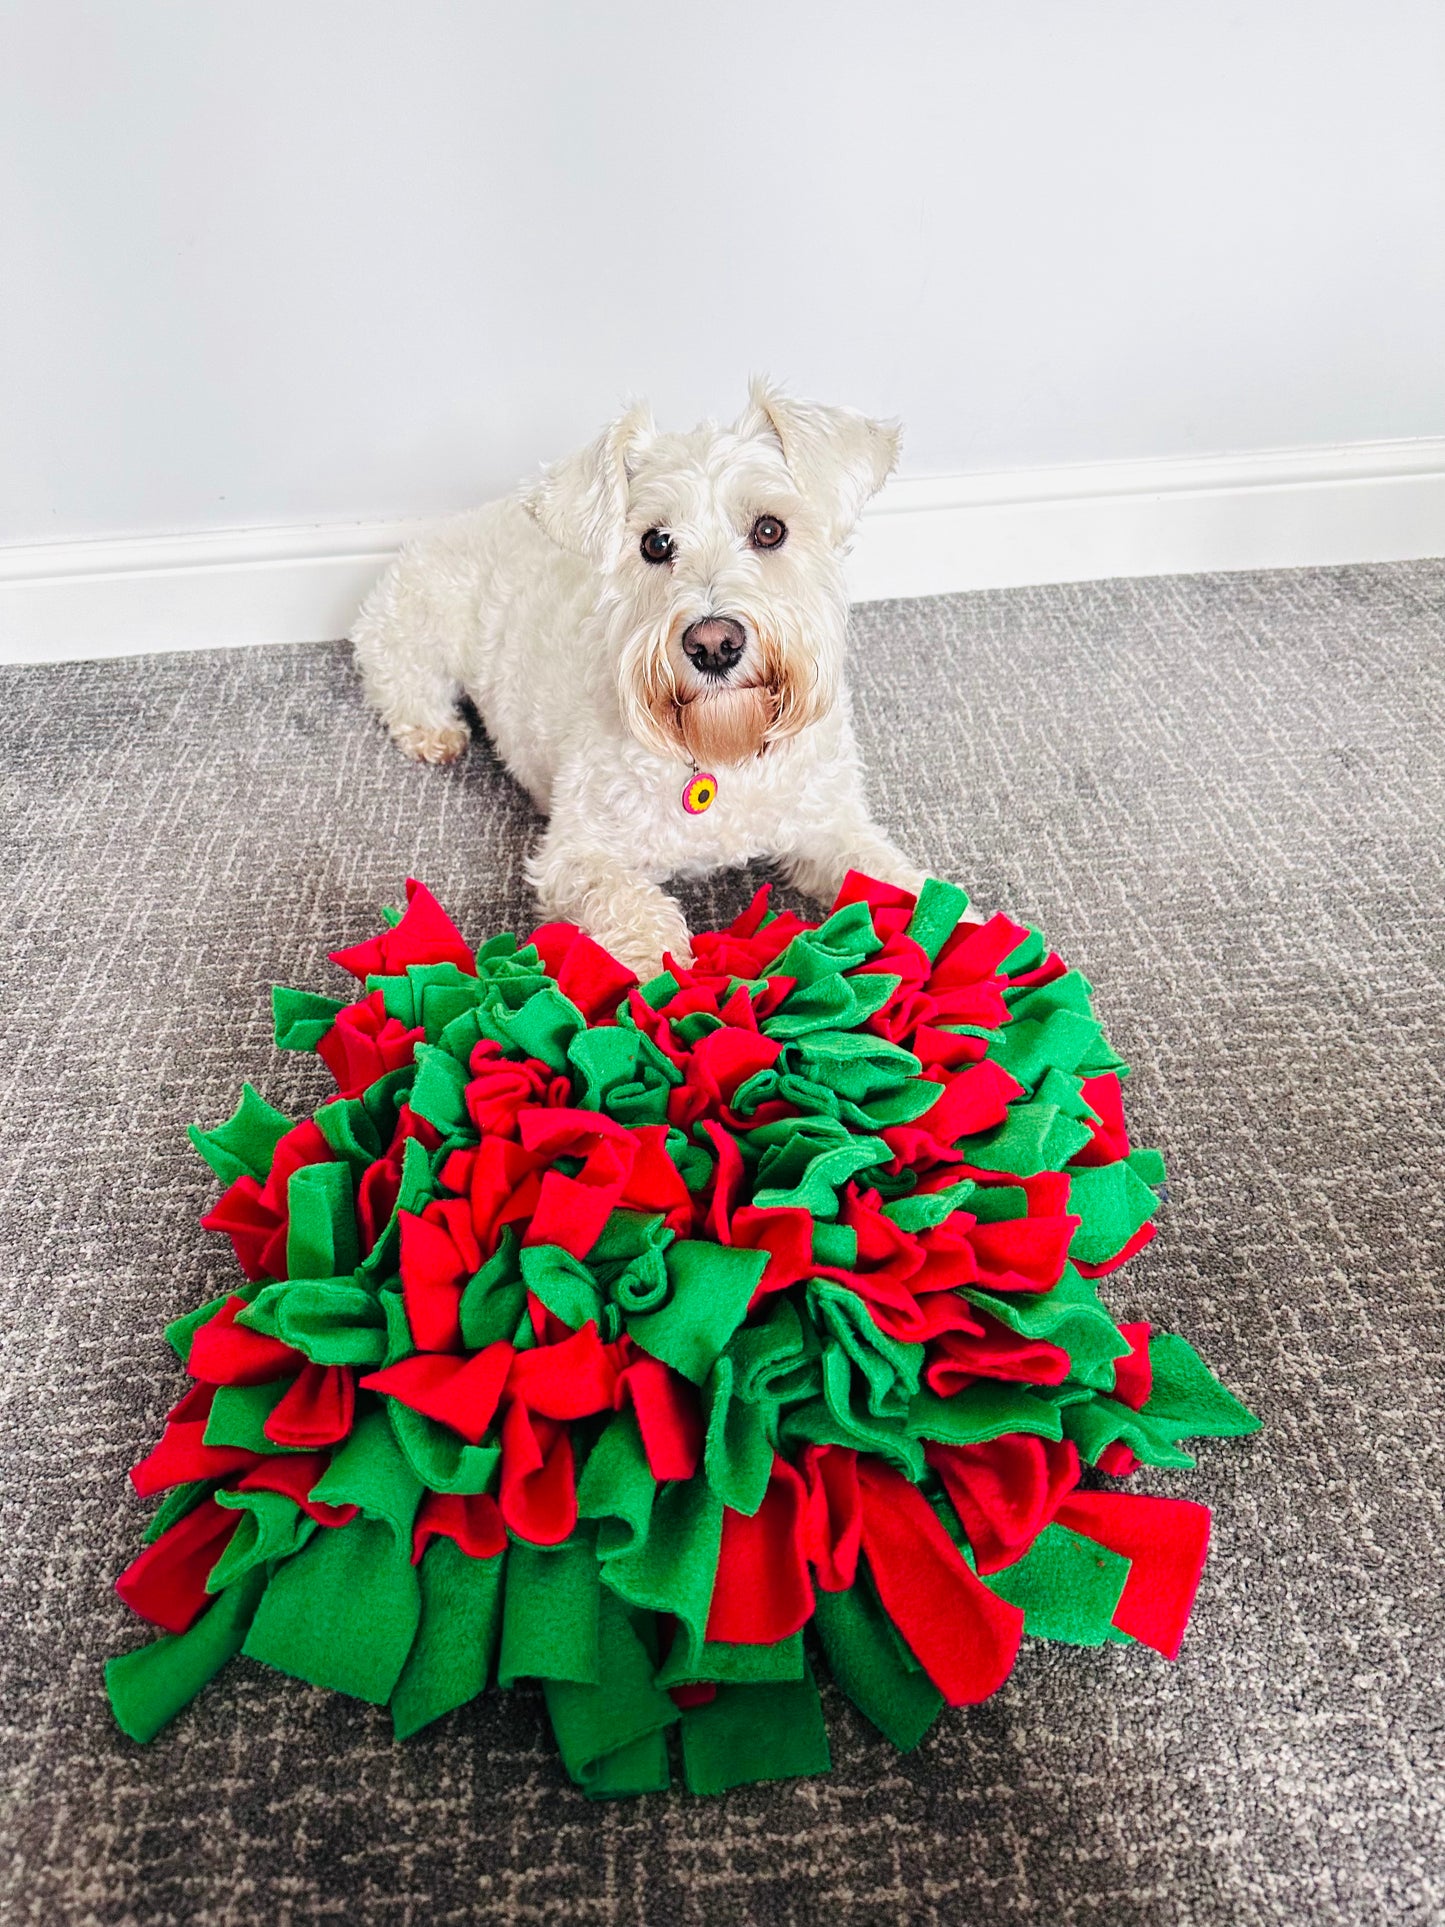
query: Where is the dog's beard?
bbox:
[677,684,778,766]
[619,613,830,766]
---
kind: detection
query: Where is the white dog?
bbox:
[352,379,927,977]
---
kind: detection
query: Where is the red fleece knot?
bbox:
[526,921,637,1026]
[465,1041,571,1139]
[329,878,477,980]
[317,989,424,1099]
[200,1119,332,1281]
[926,1434,1082,1574]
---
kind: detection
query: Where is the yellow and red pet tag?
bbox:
[682,770,717,815]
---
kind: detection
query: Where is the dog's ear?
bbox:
[736,376,901,546]
[521,401,655,567]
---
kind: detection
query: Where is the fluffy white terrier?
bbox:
[352,379,928,977]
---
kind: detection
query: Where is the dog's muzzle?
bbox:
[681,617,747,679]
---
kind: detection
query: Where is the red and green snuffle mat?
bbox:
[106,873,1258,1797]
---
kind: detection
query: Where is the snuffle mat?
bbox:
[106,873,1257,1796]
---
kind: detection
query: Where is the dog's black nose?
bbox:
[681,617,747,678]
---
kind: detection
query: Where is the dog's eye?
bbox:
[750,515,787,551]
[640,528,675,565]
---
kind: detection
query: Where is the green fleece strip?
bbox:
[498,1533,601,1688]
[390,1538,506,1739]
[679,1662,831,1794]
[188,1083,294,1185]
[107,1568,268,1744]
[812,1578,943,1752]
[542,1589,678,1795]
[983,1523,1131,1644]
[243,1515,421,1705]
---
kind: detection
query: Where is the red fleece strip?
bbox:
[130,1384,259,1496]
[1110,1322,1153,1410]
[116,1497,240,1633]
[924,1317,1072,1395]
[927,1434,1082,1574]
[929,912,1030,986]
[329,877,476,979]
[615,1352,703,1481]
[499,1403,575,1545]
[465,1043,570,1139]
[1070,1073,1132,1167]
[526,921,638,1025]
[706,1458,814,1645]
[832,869,918,938]
[506,1323,618,1421]
[731,1205,816,1298]
[967,1212,1079,1294]
[361,1343,514,1445]
[411,1489,507,1564]
[317,991,424,1099]
[1056,1490,1211,1659]
[235,1453,357,1527]
[186,1295,304,1387]
[800,1443,862,1593]
[399,1202,478,1352]
[856,1459,1024,1703]
[263,1361,355,1448]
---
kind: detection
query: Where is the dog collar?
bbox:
[682,768,717,815]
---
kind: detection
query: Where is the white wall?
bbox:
[3,0,1443,550]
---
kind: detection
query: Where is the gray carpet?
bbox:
[1,561,1441,1927]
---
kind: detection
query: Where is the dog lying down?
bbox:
[352,378,953,978]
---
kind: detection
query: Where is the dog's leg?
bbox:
[352,555,471,765]
[780,814,987,926]
[773,752,949,906]
[774,727,985,922]
[779,817,927,904]
[527,826,693,981]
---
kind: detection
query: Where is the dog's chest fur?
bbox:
[540,705,853,884]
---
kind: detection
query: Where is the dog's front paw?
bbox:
[390,719,471,765]
[604,913,694,984]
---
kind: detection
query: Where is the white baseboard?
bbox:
[2,436,1443,665]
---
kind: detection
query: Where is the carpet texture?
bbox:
[0,561,1441,1927]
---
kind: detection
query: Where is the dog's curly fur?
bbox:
[352,378,929,976]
